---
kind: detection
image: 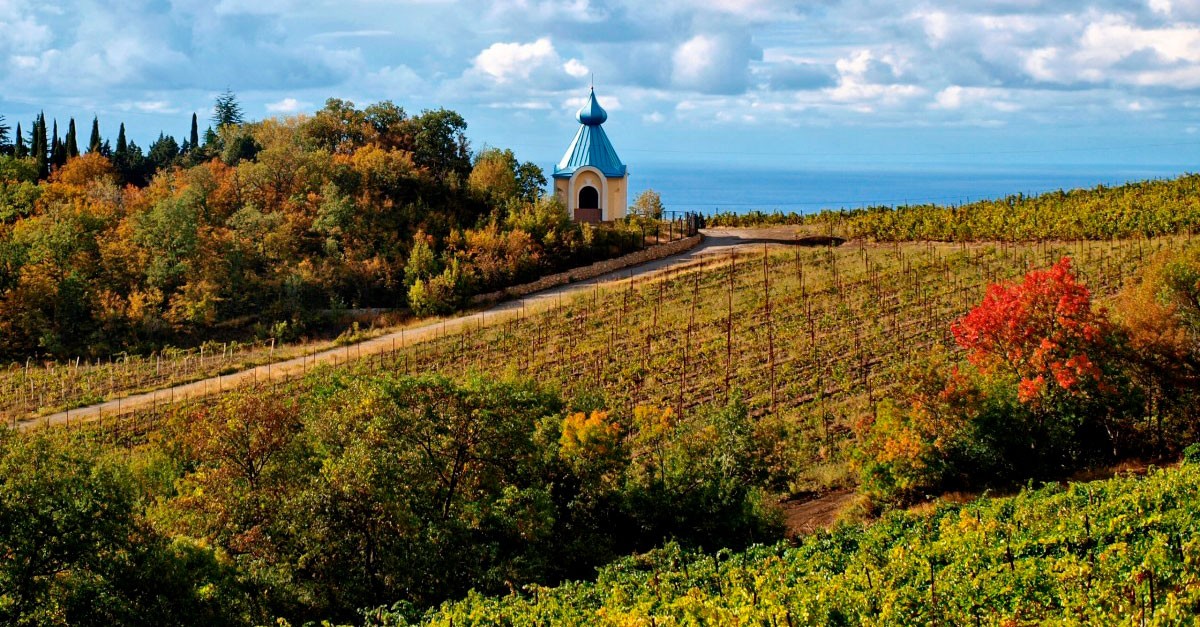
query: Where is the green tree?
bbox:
[14,121,25,158]
[148,133,180,172]
[51,118,65,169]
[212,89,245,129]
[189,112,200,151]
[0,431,245,625]
[33,113,48,179]
[0,115,9,154]
[64,118,79,158]
[87,116,102,154]
[403,231,439,290]
[409,108,471,182]
[516,161,546,203]
[115,122,127,154]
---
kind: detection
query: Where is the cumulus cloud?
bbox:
[471,37,588,89]
[827,50,923,109]
[265,97,311,113]
[671,31,761,94]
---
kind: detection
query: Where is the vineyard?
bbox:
[706,173,1200,242]
[45,235,1186,492]
[412,460,1200,625]
[0,334,380,425]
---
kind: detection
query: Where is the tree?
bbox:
[0,115,9,154]
[88,116,102,153]
[468,148,519,202]
[33,113,48,179]
[65,118,79,158]
[516,161,546,203]
[212,89,245,129]
[409,108,471,183]
[630,189,665,220]
[189,112,200,151]
[14,121,25,158]
[115,122,128,155]
[951,257,1114,406]
[148,133,180,172]
[50,118,65,169]
[0,431,246,625]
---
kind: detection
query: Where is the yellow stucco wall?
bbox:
[606,175,627,220]
[558,170,629,221]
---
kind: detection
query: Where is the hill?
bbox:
[410,459,1200,626]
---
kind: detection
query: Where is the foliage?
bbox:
[630,188,665,220]
[0,430,247,625]
[212,89,246,129]
[414,463,1200,626]
[857,254,1192,504]
[951,256,1117,406]
[0,98,648,359]
[114,371,782,622]
[708,174,1200,242]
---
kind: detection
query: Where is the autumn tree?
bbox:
[951,257,1116,405]
[630,188,665,220]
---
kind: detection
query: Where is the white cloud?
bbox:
[563,58,590,78]
[473,38,559,83]
[671,31,759,94]
[828,50,922,107]
[1020,15,1200,87]
[266,97,310,113]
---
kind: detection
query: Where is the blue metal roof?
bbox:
[553,89,627,179]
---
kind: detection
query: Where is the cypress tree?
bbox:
[116,123,128,155]
[189,113,199,151]
[34,113,48,179]
[50,119,64,169]
[89,116,102,153]
[15,122,25,158]
[66,118,79,158]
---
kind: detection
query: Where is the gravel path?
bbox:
[22,228,824,430]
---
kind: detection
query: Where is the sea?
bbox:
[626,163,1195,216]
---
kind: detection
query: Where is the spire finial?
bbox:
[590,72,594,90]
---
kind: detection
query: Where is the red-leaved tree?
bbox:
[951,257,1114,405]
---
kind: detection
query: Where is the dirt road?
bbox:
[22,228,831,430]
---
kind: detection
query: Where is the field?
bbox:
[413,460,1200,626]
[46,234,1182,492]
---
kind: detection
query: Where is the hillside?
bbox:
[409,460,1200,626]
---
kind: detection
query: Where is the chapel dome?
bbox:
[576,88,608,126]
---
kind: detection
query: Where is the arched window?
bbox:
[578,185,599,209]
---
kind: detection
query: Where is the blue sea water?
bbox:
[626,163,1194,215]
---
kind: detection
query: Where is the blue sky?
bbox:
[3,0,1200,174]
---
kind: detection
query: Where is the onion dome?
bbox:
[576,88,608,126]
[554,88,626,179]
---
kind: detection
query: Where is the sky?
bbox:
[3,0,1200,176]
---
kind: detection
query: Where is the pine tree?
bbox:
[190,113,199,150]
[88,116,102,153]
[15,122,25,158]
[0,115,9,153]
[65,118,79,158]
[212,89,245,128]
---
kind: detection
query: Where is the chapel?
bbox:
[553,88,628,222]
